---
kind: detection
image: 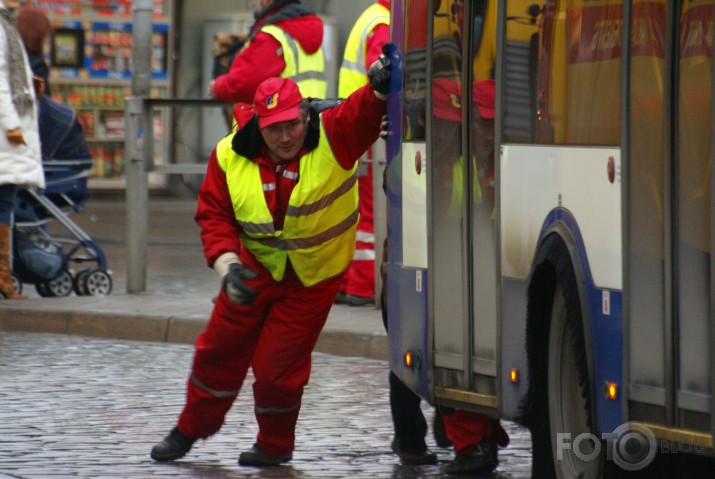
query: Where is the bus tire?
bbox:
[524,232,602,478]
[547,280,604,478]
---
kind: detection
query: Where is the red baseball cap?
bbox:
[254,77,303,129]
[473,79,495,119]
[432,78,462,122]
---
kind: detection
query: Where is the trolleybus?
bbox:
[384,0,715,476]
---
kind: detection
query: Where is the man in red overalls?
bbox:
[150,48,393,467]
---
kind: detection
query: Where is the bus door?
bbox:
[429,0,503,412]
[626,0,714,446]
[426,0,475,405]
[386,0,502,410]
[389,0,540,414]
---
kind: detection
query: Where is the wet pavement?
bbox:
[0,332,532,478]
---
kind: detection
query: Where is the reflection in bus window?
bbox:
[469,1,498,377]
[503,1,538,142]
[433,0,463,79]
[627,0,666,401]
[677,0,713,403]
[431,0,466,382]
[403,0,428,140]
[432,0,464,220]
[432,78,463,216]
[535,0,622,145]
[470,0,492,79]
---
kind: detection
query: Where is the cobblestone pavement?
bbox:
[0,332,532,479]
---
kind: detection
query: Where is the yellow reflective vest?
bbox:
[338,2,389,98]
[258,24,327,99]
[216,121,358,287]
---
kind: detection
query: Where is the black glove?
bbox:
[222,263,259,305]
[368,43,396,96]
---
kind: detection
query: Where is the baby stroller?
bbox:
[11,94,112,297]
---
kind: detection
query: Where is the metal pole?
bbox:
[132,0,153,98]
[126,0,153,293]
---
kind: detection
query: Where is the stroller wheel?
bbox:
[35,281,52,297]
[83,269,112,296]
[73,270,90,296]
[46,270,74,297]
[12,275,22,295]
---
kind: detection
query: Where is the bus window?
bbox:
[403,0,429,141]
[430,0,467,379]
[470,0,490,76]
[503,0,539,142]
[533,0,622,145]
[676,0,713,421]
[433,0,463,78]
[626,0,667,415]
[469,0,498,377]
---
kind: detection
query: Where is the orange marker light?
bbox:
[510,368,519,383]
[404,351,414,368]
[605,382,619,400]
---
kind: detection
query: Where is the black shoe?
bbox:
[345,294,374,306]
[150,427,196,462]
[433,409,453,448]
[238,444,292,467]
[443,443,498,475]
[391,439,438,465]
[334,291,347,304]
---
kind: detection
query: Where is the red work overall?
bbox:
[177,264,341,457]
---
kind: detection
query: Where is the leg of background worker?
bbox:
[344,160,375,306]
[381,290,437,464]
[250,271,341,458]
[177,289,264,439]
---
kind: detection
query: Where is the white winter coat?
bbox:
[0,19,44,188]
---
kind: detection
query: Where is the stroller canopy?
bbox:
[38,94,93,167]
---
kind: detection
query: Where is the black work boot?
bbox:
[391,439,439,465]
[238,444,292,467]
[150,427,196,462]
[444,442,498,476]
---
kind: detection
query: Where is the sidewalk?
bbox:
[0,197,387,360]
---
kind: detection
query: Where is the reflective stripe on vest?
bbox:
[216,120,358,287]
[338,3,389,98]
[260,24,327,99]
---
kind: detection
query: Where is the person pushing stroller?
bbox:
[0,0,44,299]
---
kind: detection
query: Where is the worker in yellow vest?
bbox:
[209,0,327,102]
[151,48,393,467]
[335,0,390,307]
